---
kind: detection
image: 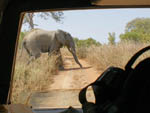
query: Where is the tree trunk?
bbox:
[28,13,34,29]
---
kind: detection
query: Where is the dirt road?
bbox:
[30,56,101,108]
[50,56,101,90]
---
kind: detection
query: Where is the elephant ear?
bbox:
[49,32,59,53]
[55,29,66,46]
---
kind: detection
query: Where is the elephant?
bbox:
[20,28,82,68]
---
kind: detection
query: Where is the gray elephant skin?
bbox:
[20,28,82,68]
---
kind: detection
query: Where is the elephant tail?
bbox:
[19,40,26,57]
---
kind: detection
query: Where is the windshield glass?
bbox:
[12,8,150,109]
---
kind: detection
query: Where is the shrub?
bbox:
[11,51,60,104]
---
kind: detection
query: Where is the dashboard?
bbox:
[33,108,83,113]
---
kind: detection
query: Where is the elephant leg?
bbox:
[48,50,56,57]
[67,47,82,68]
[48,49,64,70]
[27,53,41,65]
[24,46,32,57]
[55,50,64,70]
[27,56,35,65]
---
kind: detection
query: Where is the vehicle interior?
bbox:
[1,0,150,113]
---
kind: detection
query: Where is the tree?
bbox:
[74,37,101,47]
[86,38,100,46]
[125,18,150,34]
[120,18,150,42]
[120,32,141,42]
[23,12,64,30]
[108,32,116,45]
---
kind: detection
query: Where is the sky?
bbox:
[22,8,150,44]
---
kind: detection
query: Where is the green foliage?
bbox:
[125,18,150,34]
[74,37,101,47]
[23,12,64,30]
[18,32,25,48]
[108,32,116,45]
[120,17,150,42]
[120,32,141,42]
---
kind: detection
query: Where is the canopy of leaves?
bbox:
[125,18,150,34]
[120,18,150,42]
[120,32,141,42]
[74,37,101,47]
[23,12,64,30]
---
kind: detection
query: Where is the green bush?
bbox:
[120,18,150,43]
[120,32,141,42]
[74,37,101,48]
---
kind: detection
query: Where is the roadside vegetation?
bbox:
[76,42,150,71]
[12,17,150,104]
[75,18,150,70]
[12,11,64,104]
[12,51,60,104]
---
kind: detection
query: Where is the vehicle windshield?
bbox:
[12,8,150,109]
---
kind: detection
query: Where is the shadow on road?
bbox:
[61,66,92,71]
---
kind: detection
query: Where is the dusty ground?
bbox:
[49,56,101,89]
[30,56,101,108]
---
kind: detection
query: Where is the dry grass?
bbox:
[11,41,150,104]
[76,42,150,71]
[11,50,60,104]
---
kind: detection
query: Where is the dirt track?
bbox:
[49,56,101,90]
[30,56,101,108]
